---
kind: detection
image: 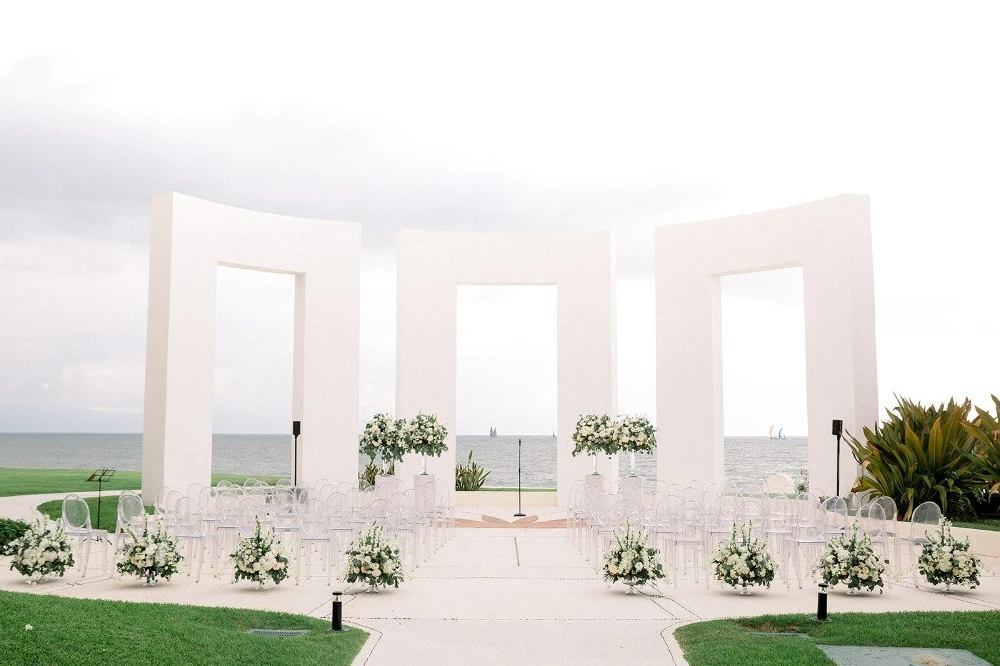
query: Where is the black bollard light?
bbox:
[328,592,346,632]
[815,582,829,622]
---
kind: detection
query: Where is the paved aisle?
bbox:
[343,528,691,665]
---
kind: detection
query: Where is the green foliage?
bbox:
[0,468,280,498]
[847,396,980,519]
[961,394,1000,495]
[0,590,367,666]
[676,612,1000,666]
[358,457,380,489]
[455,450,491,491]
[0,518,30,555]
[359,413,407,471]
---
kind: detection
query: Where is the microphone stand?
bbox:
[514,438,525,517]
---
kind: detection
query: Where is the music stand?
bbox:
[86,468,116,533]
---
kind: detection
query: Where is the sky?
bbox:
[2,2,999,437]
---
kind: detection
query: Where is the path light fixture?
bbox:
[815,582,829,622]
[328,592,346,633]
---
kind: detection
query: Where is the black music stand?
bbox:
[86,468,116,533]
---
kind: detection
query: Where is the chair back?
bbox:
[910,501,942,536]
[174,497,203,536]
[63,494,92,530]
[118,492,145,526]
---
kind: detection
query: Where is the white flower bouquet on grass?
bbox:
[710,522,777,594]
[918,519,980,590]
[344,523,404,592]
[116,517,183,585]
[602,522,667,594]
[6,519,74,583]
[230,516,292,588]
[812,522,888,594]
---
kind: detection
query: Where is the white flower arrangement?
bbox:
[404,412,448,458]
[602,522,667,592]
[616,415,657,454]
[710,522,777,592]
[360,413,408,473]
[918,519,981,589]
[116,517,183,585]
[812,521,888,593]
[571,414,619,457]
[6,519,75,582]
[230,516,292,588]
[344,523,404,591]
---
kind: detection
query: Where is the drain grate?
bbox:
[248,629,310,639]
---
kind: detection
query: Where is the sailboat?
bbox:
[489,426,497,437]
[769,426,787,440]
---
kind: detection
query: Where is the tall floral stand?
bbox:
[376,474,397,490]
[619,474,643,496]
[586,472,604,490]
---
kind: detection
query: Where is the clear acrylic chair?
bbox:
[173,497,206,582]
[899,500,942,586]
[114,491,146,547]
[297,499,333,585]
[62,494,108,577]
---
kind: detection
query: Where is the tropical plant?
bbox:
[0,518,29,555]
[847,396,980,519]
[918,519,981,589]
[359,457,380,489]
[455,450,491,491]
[961,395,1000,496]
[359,413,407,474]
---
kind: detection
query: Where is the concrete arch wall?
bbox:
[395,231,618,505]
[654,194,878,495]
[140,193,361,503]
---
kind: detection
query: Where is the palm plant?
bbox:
[455,450,491,491]
[961,395,1000,496]
[847,396,980,520]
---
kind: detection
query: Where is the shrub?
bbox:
[455,450,491,491]
[847,396,980,520]
[0,518,30,555]
[962,394,1000,496]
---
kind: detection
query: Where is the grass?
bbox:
[952,516,1000,532]
[475,487,556,492]
[0,590,367,666]
[37,496,153,533]
[0,468,282,498]
[674,611,1000,666]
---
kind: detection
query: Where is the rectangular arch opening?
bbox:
[456,285,557,489]
[721,266,808,493]
[212,265,295,484]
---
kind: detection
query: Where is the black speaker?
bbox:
[292,420,301,437]
[832,419,843,437]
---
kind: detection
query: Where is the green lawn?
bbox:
[0,468,281,498]
[37,496,153,533]
[953,516,1000,532]
[0,590,366,666]
[675,612,1000,666]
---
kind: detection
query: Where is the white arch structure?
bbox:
[395,231,618,505]
[140,193,361,503]
[654,194,878,494]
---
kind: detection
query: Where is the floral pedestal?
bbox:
[739,585,752,596]
[585,473,604,490]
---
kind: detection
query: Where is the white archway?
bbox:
[395,231,618,505]
[141,193,361,503]
[654,195,878,494]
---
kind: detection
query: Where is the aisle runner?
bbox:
[454,514,567,529]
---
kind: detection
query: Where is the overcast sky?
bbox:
[2,2,999,437]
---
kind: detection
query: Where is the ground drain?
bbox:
[248,629,310,638]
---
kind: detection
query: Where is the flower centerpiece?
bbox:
[116,517,183,586]
[404,412,448,474]
[812,522,888,594]
[710,522,777,595]
[571,414,618,475]
[602,521,667,594]
[230,516,292,588]
[343,523,404,592]
[360,413,408,476]
[918,519,981,591]
[616,415,657,475]
[6,519,74,583]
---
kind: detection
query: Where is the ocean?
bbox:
[0,433,808,488]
